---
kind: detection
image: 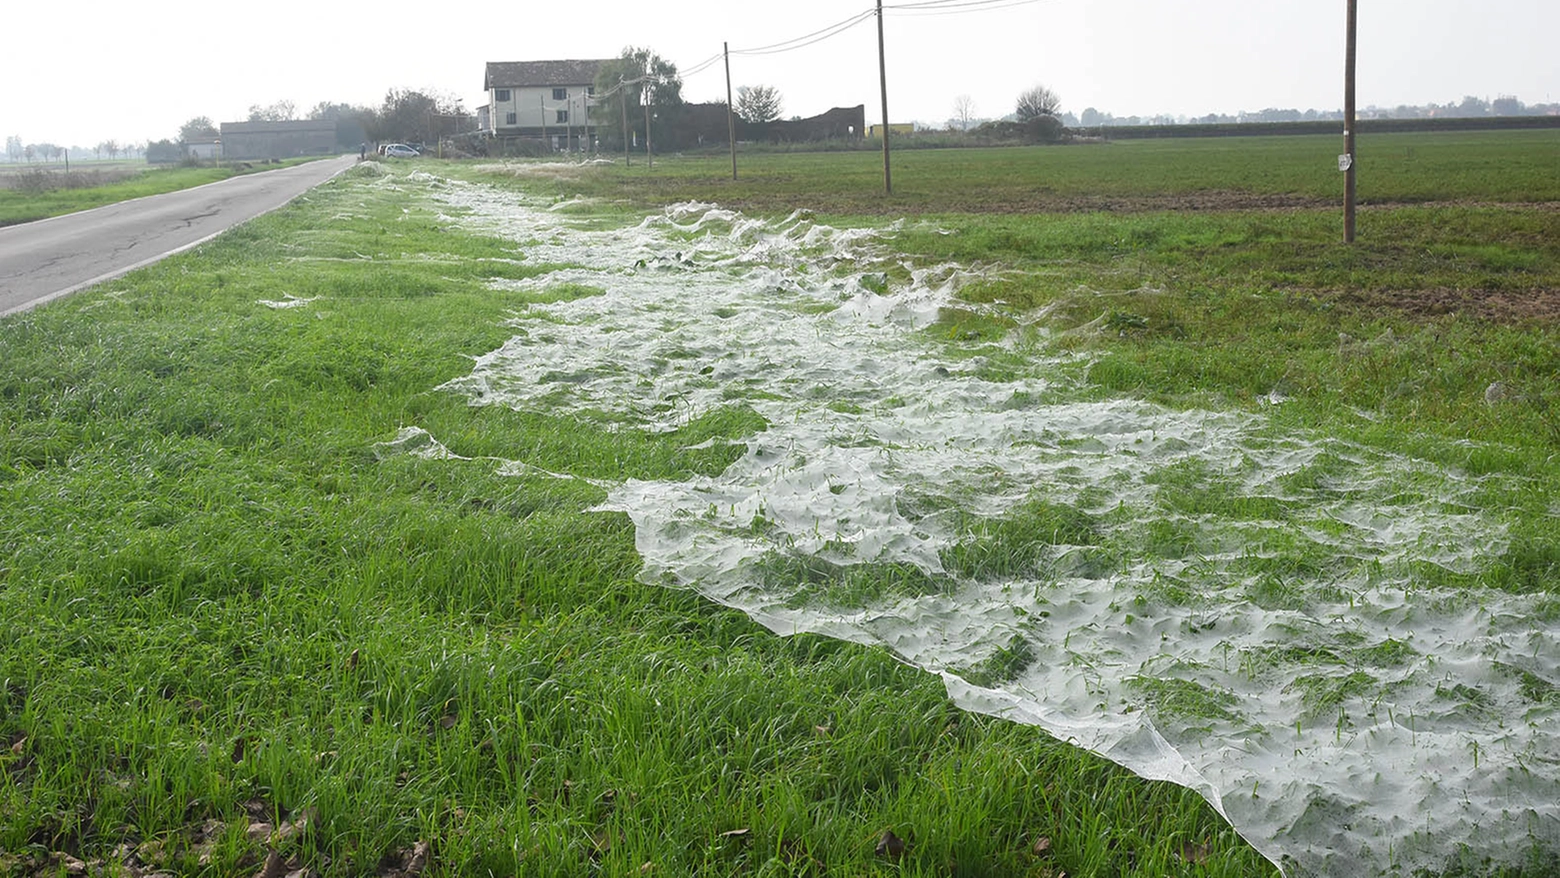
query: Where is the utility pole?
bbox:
[644,81,653,169]
[1343,0,1357,242]
[725,41,737,180]
[876,0,892,195]
[540,94,548,152]
[620,78,630,167]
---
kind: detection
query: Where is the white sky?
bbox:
[4,0,1556,148]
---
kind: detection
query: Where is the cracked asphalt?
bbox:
[0,156,354,316]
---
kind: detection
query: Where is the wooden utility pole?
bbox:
[540,94,549,151]
[876,0,892,195]
[620,78,630,166]
[1343,0,1358,242]
[644,86,653,169]
[725,41,738,180]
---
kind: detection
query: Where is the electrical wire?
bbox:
[600,0,1040,90]
[889,1,1045,17]
[888,0,1041,9]
[729,8,877,57]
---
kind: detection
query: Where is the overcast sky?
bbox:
[4,0,1556,148]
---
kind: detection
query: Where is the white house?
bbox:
[484,59,607,149]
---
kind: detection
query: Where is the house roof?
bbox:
[485,60,607,90]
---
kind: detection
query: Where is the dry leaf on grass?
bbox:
[1179,840,1212,865]
[874,829,907,860]
[1032,835,1053,856]
[277,807,316,841]
[255,850,288,878]
[378,840,431,878]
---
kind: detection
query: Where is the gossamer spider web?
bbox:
[399,170,1558,877]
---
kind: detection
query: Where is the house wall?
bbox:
[488,85,598,134]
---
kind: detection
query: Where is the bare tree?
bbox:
[104,139,120,160]
[735,85,783,124]
[247,100,298,122]
[952,94,976,131]
[1015,84,1062,121]
[5,135,22,162]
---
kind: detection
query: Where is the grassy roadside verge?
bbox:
[0,166,1275,876]
[0,157,328,227]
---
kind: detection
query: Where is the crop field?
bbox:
[1,131,1556,877]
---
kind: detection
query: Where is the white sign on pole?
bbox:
[1338,154,1354,172]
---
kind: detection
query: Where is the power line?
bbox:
[680,53,727,79]
[888,0,1043,9]
[888,0,1048,15]
[729,9,877,57]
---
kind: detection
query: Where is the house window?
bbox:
[556,110,569,124]
[505,112,517,126]
[495,89,511,102]
[552,87,567,101]
[586,86,595,96]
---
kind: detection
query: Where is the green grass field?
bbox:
[504,130,1560,213]
[1,131,1556,877]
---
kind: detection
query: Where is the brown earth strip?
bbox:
[1320,285,1560,323]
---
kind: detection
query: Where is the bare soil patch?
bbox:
[1324,284,1560,323]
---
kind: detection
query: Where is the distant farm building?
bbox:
[676,103,866,145]
[185,135,221,160]
[219,120,338,161]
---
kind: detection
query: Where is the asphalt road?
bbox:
[0,156,356,316]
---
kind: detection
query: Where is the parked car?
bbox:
[383,144,419,158]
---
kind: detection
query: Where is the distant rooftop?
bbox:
[485,60,607,89]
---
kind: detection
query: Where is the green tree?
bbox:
[373,89,466,144]
[178,116,218,143]
[592,47,683,150]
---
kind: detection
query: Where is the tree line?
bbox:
[164,90,472,154]
[5,135,135,163]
